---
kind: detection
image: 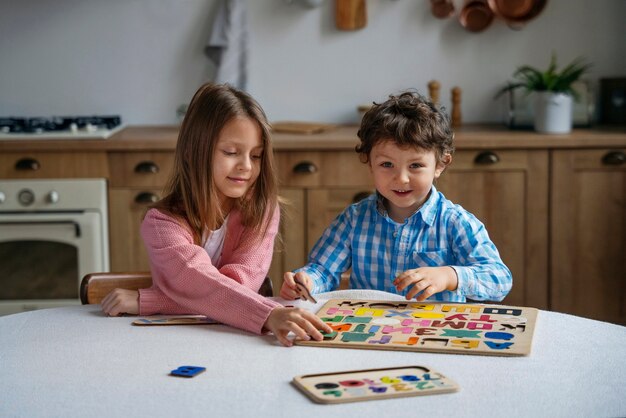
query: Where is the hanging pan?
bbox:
[487,0,547,29]
[430,0,455,19]
[459,0,495,33]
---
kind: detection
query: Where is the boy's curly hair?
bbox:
[356,91,455,164]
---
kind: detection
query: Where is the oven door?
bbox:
[0,211,108,315]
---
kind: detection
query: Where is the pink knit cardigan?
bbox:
[138,206,281,334]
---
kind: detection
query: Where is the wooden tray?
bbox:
[271,121,336,134]
[132,315,218,326]
[293,365,458,404]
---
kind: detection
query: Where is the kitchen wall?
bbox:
[1,0,624,125]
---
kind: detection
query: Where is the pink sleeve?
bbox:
[138,207,281,335]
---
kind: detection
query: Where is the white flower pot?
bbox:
[533,92,573,134]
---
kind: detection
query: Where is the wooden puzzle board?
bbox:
[295,299,538,356]
[132,315,218,326]
[292,365,458,404]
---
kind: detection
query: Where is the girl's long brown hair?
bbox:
[153,83,279,245]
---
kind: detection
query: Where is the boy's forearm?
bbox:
[295,264,340,294]
[450,263,512,302]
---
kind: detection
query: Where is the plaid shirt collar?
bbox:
[375,185,440,227]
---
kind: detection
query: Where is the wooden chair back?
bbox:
[80,272,153,305]
[80,272,274,304]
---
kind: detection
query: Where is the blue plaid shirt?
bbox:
[297,186,512,302]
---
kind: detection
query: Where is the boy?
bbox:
[280,91,512,302]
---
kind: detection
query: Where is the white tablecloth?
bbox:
[1,290,625,418]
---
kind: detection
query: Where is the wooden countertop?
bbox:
[1,124,624,152]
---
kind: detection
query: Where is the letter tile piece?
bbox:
[321,315,345,322]
[329,323,352,332]
[354,308,385,317]
[450,339,480,349]
[344,316,372,324]
[484,341,514,350]
[412,312,445,319]
[368,335,392,344]
[392,337,419,346]
[341,332,375,342]
[440,329,482,338]
[322,331,339,341]
[484,332,514,340]
[170,366,206,378]
[441,305,482,313]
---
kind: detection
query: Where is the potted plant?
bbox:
[496,53,592,133]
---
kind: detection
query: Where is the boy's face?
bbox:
[369,140,447,223]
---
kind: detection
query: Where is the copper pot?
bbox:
[430,0,455,19]
[459,0,494,33]
[487,0,547,26]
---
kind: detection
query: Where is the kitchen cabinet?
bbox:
[267,188,306,291]
[270,151,374,291]
[107,152,174,272]
[551,148,626,325]
[0,151,107,178]
[2,125,624,323]
[437,149,549,308]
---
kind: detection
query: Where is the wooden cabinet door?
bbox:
[307,187,375,290]
[268,188,306,292]
[551,148,626,325]
[108,188,162,272]
[436,150,549,309]
[107,152,173,272]
[0,152,108,178]
[307,187,375,251]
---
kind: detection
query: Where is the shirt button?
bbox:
[393,231,398,237]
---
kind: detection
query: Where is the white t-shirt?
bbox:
[203,215,228,265]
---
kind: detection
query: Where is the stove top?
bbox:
[0,115,123,140]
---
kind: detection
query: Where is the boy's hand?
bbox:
[264,307,333,347]
[280,271,313,300]
[101,288,139,316]
[393,266,458,301]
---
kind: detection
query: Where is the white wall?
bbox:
[1,0,624,125]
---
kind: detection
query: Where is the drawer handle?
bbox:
[292,161,318,174]
[601,151,625,166]
[474,151,500,165]
[352,191,372,203]
[134,161,159,174]
[15,158,41,171]
[134,192,159,204]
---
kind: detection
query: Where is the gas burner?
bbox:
[0,115,123,139]
[0,116,122,133]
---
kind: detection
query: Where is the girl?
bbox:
[101,83,331,346]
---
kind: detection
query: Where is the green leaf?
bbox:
[494,53,592,101]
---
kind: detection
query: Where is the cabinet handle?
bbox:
[15,158,41,171]
[352,191,372,203]
[601,151,625,166]
[134,192,159,204]
[134,161,159,174]
[474,151,500,165]
[292,161,318,174]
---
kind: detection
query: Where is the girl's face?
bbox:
[369,140,447,223]
[212,117,263,208]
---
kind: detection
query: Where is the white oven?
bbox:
[0,179,109,315]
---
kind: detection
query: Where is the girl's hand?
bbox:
[280,271,313,300]
[101,288,139,316]
[264,307,332,347]
[393,266,458,301]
